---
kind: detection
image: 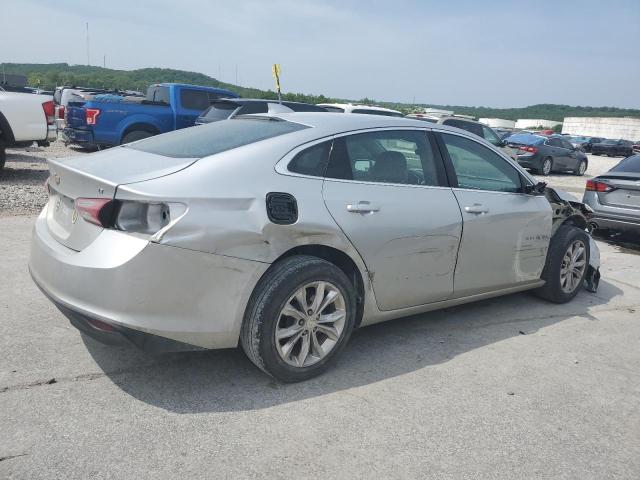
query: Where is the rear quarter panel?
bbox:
[0,92,49,142]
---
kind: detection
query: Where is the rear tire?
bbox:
[534,225,590,304]
[574,159,587,176]
[121,130,153,145]
[241,255,357,382]
[540,157,553,176]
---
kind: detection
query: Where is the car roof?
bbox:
[316,103,402,114]
[255,111,473,138]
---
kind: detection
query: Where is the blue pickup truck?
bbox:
[63,83,238,148]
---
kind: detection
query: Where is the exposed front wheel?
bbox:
[0,145,5,173]
[534,225,590,303]
[574,159,587,176]
[540,157,553,176]
[241,255,356,382]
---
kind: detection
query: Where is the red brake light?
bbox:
[75,198,114,226]
[42,100,55,125]
[518,145,538,153]
[585,180,614,192]
[57,105,65,119]
[85,108,101,125]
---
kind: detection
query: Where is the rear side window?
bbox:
[611,155,640,173]
[201,102,238,121]
[443,119,483,137]
[147,86,170,104]
[547,138,562,147]
[288,141,332,176]
[126,118,308,158]
[180,89,212,110]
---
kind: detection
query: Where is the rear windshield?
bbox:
[125,118,308,158]
[506,134,545,145]
[200,102,238,121]
[611,154,640,173]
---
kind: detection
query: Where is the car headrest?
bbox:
[371,151,408,183]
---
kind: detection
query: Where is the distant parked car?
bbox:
[0,91,57,172]
[580,137,605,153]
[591,139,634,157]
[316,103,403,117]
[583,154,640,234]
[195,99,327,124]
[63,83,238,149]
[633,141,640,153]
[506,133,588,176]
[414,116,517,160]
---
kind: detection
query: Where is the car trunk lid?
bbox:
[597,173,640,211]
[46,147,197,251]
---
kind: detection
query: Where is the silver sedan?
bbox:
[29,113,600,382]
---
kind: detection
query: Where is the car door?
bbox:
[546,137,569,169]
[322,129,463,311]
[436,131,551,298]
[561,138,580,170]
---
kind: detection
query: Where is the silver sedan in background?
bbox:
[29,113,600,382]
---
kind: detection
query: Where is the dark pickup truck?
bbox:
[63,83,238,148]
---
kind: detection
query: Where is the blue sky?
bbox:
[1,0,639,108]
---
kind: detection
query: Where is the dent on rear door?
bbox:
[322,180,463,311]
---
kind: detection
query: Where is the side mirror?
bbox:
[524,181,547,195]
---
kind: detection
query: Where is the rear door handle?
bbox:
[464,204,489,214]
[347,201,380,214]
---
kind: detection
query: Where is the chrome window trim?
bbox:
[276,127,444,188]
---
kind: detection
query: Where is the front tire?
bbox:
[574,159,587,176]
[241,255,357,382]
[540,157,553,176]
[0,145,6,173]
[534,225,590,303]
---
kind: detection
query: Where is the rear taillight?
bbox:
[75,198,115,227]
[85,108,101,125]
[585,180,614,192]
[114,201,172,234]
[57,105,65,119]
[518,145,538,153]
[42,100,55,125]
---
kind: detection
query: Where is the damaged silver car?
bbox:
[29,113,600,382]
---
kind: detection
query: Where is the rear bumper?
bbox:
[516,154,542,170]
[29,208,269,349]
[62,127,95,145]
[590,214,640,233]
[46,124,58,142]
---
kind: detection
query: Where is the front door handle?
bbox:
[347,201,380,214]
[464,204,489,214]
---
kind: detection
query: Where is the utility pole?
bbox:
[235,64,238,85]
[86,22,90,66]
[103,55,106,68]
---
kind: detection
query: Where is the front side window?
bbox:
[440,133,522,193]
[180,89,211,111]
[325,130,444,186]
[561,139,574,150]
[443,119,483,137]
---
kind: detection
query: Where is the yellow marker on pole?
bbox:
[272,64,282,103]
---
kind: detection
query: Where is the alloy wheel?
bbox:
[275,281,346,367]
[542,158,552,175]
[579,161,587,175]
[560,240,586,293]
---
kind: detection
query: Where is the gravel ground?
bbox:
[0,141,88,216]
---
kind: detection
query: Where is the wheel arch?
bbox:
[271,244,366,327]
[0,111,16,145]
[120,122,160,144]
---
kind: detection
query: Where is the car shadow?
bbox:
[83,279,624,414]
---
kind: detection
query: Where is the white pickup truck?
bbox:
[0,91,58,172]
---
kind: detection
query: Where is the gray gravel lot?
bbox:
[1,143,639,479]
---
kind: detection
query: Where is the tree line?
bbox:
[2,63,639,121]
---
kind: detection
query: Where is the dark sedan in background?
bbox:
[195,99,327,124]
[570,136,605,152]
[583,154,640,234]
[592,139,634,157]
[506,134,588,175]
